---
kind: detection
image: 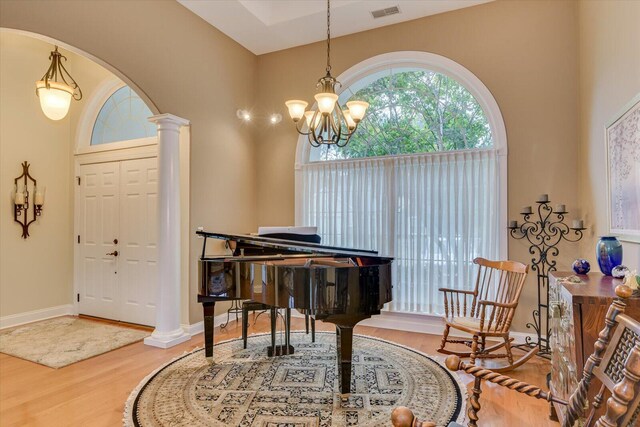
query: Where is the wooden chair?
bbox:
[438,257,537,371]
[392,284,640,427]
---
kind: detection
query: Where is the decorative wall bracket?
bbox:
[13,161,45,239]
[508,195,585,357]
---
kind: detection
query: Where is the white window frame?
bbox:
[295,51,508,261]
[74,76,157,155]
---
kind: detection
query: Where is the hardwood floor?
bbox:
[0,316,558,426]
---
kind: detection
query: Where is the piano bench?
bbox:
[241,301,315,350]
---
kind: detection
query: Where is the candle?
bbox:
[14,191,25,205]
[509,220,518,229]
[522,206,532,214]
[573,219,584,229]
[538,194,549,202]
[556,204,566,213]
[34,191,44,206]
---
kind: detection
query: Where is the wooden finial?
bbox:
[391,407,415,427]
[390,407,436,427]
[446,355,462,371]
[615,284,633,299]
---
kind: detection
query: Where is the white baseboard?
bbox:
[291,309,536,345]
[181,313,231,337]
[0,304,75,330]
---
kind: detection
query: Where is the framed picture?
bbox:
[606,93,640,242]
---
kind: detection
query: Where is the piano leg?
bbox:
[270,307,277,353]
[203,301,215,362]
[285,308,291,355]
[336,325,354,394]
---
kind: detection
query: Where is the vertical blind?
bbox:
[299,149,500,315]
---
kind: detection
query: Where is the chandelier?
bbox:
[285,0,369,147]
[35,46,82,121]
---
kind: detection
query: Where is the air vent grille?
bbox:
[371,6,400,19]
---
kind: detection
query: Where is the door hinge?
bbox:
[77,293,80,302]
[77,235,80,244]
[76,176,81,185]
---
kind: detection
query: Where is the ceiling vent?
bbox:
[371,6,401,19]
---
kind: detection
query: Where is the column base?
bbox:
[144,328,191,349]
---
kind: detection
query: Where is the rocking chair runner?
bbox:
[391,285,640,427]
[438,257,537,371]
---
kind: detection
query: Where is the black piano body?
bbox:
[197,231,393,394]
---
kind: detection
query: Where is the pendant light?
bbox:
[35,46,82,121]
[285,0,368,147]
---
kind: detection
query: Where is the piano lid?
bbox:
[196,231,392,261]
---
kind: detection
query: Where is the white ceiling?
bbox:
[177,0,493,55]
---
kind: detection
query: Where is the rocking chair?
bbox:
[438,257,538,372]
[391,284,640,427]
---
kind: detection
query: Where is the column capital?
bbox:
[148,113,190,129]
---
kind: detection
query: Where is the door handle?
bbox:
[106,250,119,257]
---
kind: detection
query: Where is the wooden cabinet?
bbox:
[549,271,640,424]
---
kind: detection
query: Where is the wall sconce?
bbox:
[236,109,282,125]
[13,161,45,239]
[269,113,282,125]
[237,109,252,122]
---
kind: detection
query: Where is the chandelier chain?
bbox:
[326,0,331,73]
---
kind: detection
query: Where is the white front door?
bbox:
[78,158,158,326]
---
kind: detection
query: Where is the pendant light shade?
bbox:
[284,0,368,147]
[35,46,82,121]
[314,93,339,114]
[285,100,308,122]
[35,81,74,121]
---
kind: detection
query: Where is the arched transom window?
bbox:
[90,86,156,145]
[312,68,492,161]
[298,52,507,316]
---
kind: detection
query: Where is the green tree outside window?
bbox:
[317,70,492,161]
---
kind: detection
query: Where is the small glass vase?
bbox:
[596,236,623,276]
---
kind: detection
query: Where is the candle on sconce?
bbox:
[556,204,566,213]
[538,194,549,202]
[572,219,584,229]
[509,220,518,229]
[14,190,25,206]
[522,206,532,214]
[34,187,45,206]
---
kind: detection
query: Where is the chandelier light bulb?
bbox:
[285,100,308,122]
[345,101,369,122]
[314,93,339,114]
[304,111,321,128]
[36,81,74,121]
[342,110,356,130]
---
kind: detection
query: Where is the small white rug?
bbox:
[0,317,149,368]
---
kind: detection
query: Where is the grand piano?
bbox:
[197,231,393,394]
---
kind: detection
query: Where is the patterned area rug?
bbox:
[0,317,149,368]
[125,332,466,427]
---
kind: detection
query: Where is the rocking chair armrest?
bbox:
[438,288,475,295]
[444,355,568,406]
[477,299,518,309]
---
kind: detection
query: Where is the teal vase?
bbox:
[596,236,623,276]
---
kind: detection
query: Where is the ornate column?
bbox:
[144,113,191,348]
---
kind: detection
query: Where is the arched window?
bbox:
[296,52,507,315]
[90,86,156,145]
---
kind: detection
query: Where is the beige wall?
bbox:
[578,0,640,268]
[255,0,580,332]
[3,0,636,332]
[0,32,110,317]
[0,0,258,322]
